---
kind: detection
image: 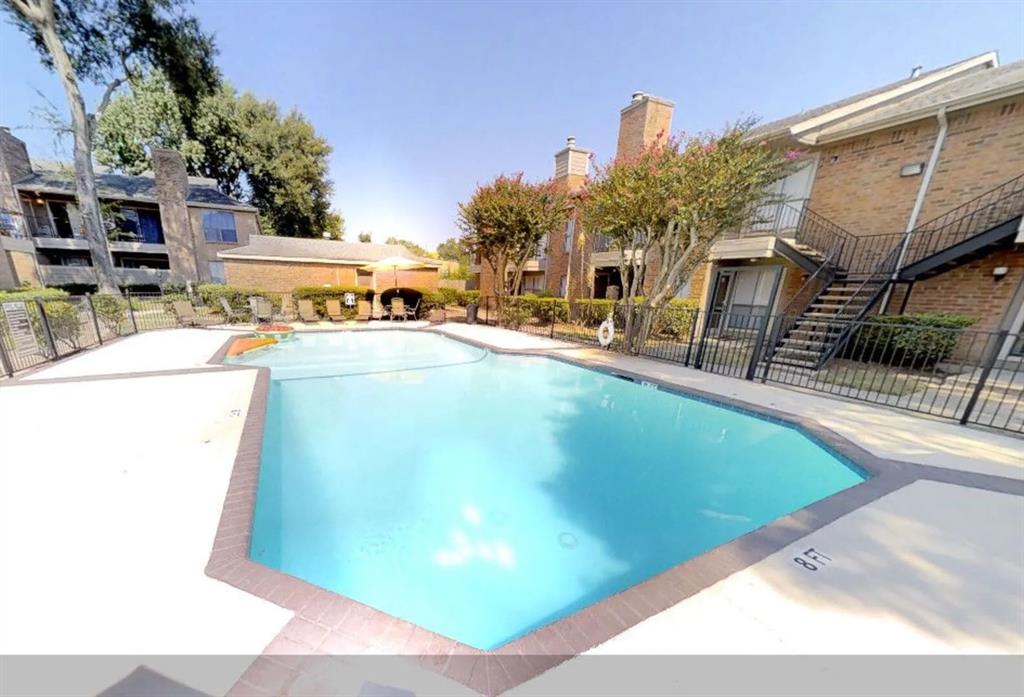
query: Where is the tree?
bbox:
[358,231,372,243]
[579,121,795,352]
[5,0,218,293]
[324,210,345,240]
[436,236,469,261]
[457,173,569,320]
[93,71,336,237]
[385,236,428,257]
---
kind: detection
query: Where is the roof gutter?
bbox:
[880,106,948,311]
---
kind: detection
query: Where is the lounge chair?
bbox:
[372,298,387,320]
[218,297,243,324]
[357,299,372,321]
[390,297,406,321]
[249,296,273,323]
[326,298,345,322]
[172,301,218,327]
[278,295,296,321]
[404,298,420,321]
[298,299,319,322]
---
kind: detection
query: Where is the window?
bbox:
[202,211,238,243]
[559,275,567,296]
[208,260,226,283]
[564,218,575,253]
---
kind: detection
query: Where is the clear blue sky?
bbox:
[1,1,1022,249]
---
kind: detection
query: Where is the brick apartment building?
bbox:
[472,51,1024,365]
[0,127,259,290]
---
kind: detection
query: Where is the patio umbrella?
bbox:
[362,255,423,294]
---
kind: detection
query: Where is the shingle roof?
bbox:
[13,165,254,210]
[814,60,1024,140]
[217,234,441,266]
[748,52,1000,140]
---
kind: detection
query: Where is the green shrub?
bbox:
[293,285,371,319]
[846,312,976,367]
[652,299,699,339]
[501,301,533,329]
[40,299,83,350]
[91,294,130,335]
[435,287,480,307]
[0,287,69,303]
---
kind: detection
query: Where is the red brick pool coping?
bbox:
[203,329,1024,696]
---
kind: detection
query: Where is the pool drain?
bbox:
[558,532,578,549]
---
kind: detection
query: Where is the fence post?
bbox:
[34,297,57,358]
[125,288,139,334]
[745,314,771,381]
[549,300,555,339]
[959,330,1008,425]
[761,317,784,383]
[682,309,699,367]
[0,332,13,377]
[485,296,490,325]
[86,294,103,345]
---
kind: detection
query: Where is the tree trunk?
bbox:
[35,14,120,295]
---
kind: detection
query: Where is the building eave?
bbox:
[217,252,440,267]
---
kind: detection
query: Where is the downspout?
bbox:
[880,106,948,312]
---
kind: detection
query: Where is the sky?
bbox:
[1,1,1022,250]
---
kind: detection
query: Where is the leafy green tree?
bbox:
[324,210,345,240]
[436,236,469,261]
[385,236,428,257]
[358,231,372,243]
[5,0,218,293]
[94,71,336,237]
[579,121,794,351]
[457,173,569,319]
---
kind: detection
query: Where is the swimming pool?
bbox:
[230,330,866,650]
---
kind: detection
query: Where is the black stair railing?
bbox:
[899,172,1024,268]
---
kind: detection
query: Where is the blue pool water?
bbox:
[230,331,866,650]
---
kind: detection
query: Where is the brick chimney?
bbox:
[615,92,674,160]
[152,147,200,283]
[553,136,591,193]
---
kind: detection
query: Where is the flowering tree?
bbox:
[579,121,796,352]
[457,173,569,319]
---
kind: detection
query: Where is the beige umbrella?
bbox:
[361,255,423,293]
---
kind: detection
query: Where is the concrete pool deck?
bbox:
[0,325,1021,696]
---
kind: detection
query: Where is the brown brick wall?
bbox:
[808,96,1024,236]
[616,96,674,161]
[225,259,439,293]
[225,259,359,292]
[895,246,1024,333]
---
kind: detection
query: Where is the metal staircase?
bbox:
[768,172,1024,370]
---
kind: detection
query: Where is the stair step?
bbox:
[803,312,858,319]
[775,347,825,357]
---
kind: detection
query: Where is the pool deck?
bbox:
[0,325,1021,696]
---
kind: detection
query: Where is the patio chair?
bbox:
[357,299,372,321]
[390,297,406,321]
[249,296,273,323]
[298,299,319,322]
[278,295,296,321]
[372,297,387,321]
[326,298,345,322]
[218,297,243,324]
[404,298,420,321]
[172,301,218,327]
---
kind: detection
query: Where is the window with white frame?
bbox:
[202,210,238,243]
[564,217,575,253]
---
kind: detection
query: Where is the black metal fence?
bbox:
[441,296,1023,433]
[0,290,223,377]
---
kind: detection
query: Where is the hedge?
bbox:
[197,284,283,314]
[293,285,372,319]
[0,287,69,303]
[844,312,976,367]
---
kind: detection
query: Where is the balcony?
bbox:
[38,265,97,285]
[115,268,171,286]
[522,256,546,272]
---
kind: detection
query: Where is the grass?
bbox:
[814,362,941,396]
